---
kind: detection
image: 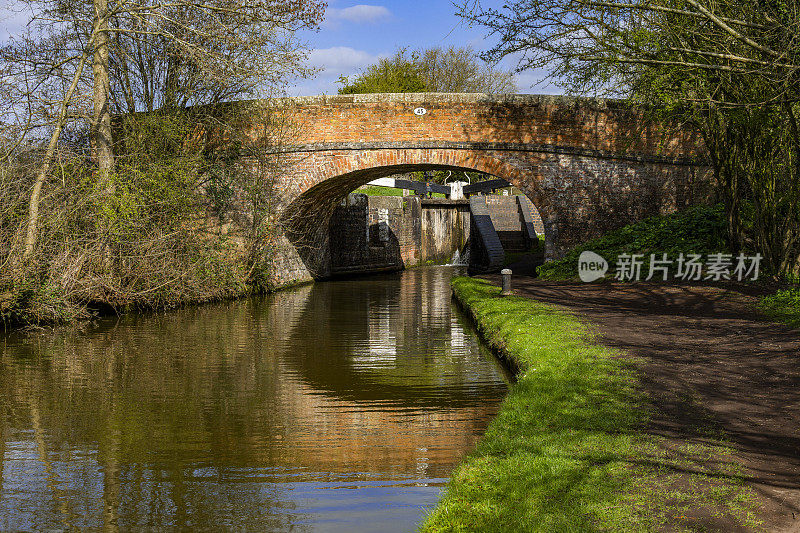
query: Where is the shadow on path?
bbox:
[482,276,800,532]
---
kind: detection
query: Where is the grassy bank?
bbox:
[759,288,800,328]
[355,185,446,198]
[356,185,406,196]
[421,277,760,532]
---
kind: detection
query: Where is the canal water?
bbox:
[0,266,508,531]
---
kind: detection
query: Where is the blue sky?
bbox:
[292,1,559,96]
[0,1,560,97]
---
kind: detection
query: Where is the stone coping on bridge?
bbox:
[269,92,627,109]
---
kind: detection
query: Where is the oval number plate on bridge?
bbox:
[413,107,427,116]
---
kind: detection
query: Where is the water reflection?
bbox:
[0,267,508,532]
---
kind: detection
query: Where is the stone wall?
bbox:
[420,199,470,265]
[328,194,471,275]
[329,194,419,275]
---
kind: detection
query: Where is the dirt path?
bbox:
[482,275,800,532]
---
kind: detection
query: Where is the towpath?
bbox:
[482,273,800,532]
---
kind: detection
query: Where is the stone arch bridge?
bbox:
[235,93,710,288]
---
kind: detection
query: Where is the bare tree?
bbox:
[1,0,324,258]
[338,45,517,95]
[418,45,517,94]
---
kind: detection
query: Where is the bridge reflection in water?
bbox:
[0,266,508,532]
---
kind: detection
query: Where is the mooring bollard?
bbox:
[501,268,513,296]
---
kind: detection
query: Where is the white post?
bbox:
[449,181,466,200]
[501,269,513,296]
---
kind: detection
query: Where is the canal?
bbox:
[0,266,508,531]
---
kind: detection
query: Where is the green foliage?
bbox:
[422,277,760,532]
[338,45,516,95]
[0,276,86,326]
[461,0,800,278]
[356,186,406,197]
[416,45,517,94]
[118,112,205,162]
[538,205,728,280]
[759,288,800,329]
[103,113,203,248]
[706,105,800,277]
[0,109,263,328]
[113,111,204,225]
[338,50,427,94]
[99,111,248,307]
[354,185,447,198]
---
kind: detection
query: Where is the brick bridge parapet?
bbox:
[234,93,711,287]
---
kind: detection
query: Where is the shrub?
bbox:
[538,205,729,280]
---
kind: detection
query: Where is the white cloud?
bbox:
[0,7,33,42]
[289,46,383,96]
[324,4,391,27]
[308,46,380,72]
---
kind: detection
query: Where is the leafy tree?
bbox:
[459,0,800,276]
[338,46,516,95]
[338,49,427,94]
[418,45,516,94]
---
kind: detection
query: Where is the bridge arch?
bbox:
[276,148,544,278]
[236,93,711,287]
[282,147,543,215]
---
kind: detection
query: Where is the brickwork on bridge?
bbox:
[236,93,712,287]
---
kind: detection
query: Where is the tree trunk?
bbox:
[23,44,94,259]
[164,54,180,109]
[92,0,116,270]
[93,0,114,188]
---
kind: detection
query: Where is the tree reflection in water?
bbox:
[0,266,508,532]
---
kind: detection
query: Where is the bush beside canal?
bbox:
[537,205,728,281]
[421,276,760,532]
[0,109,281,329]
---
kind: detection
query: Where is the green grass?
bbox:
[538,205,728,280]
[420,277,761,532]
[357,185,406,196]
[759,288,800,328]
[356,185,446,198]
